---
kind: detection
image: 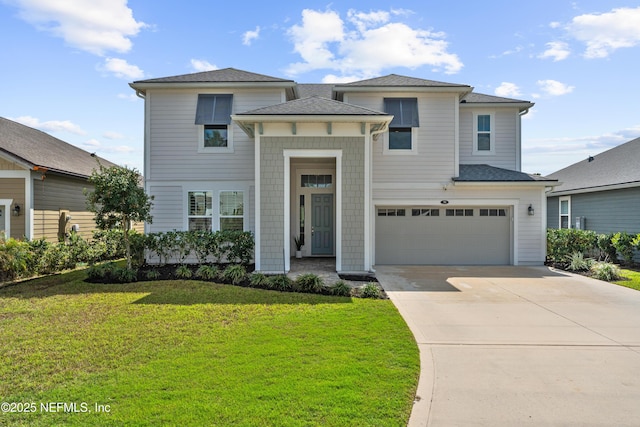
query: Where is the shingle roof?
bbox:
[337,74,470,88]
[461,92,533,105]
[133,67,294,84]
[547,137,640,194]
[454,164,556,182]
[0,117,117,178]
[237,96,389,116]
[297,84,335,98]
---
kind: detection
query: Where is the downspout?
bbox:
[135,89,146,99]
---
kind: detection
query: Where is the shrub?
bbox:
[115,267,138,283]
[0,237,33,282]
[590,262,621,281]
[547,229,597,264]
[596,233,617,262]
[611,232,636,265]
[222,264,246,285]
[331,280,351,297]
[268,274,293,292]
[294,273,324,293]
[568,252,593,272]
[361,282,381,299]
[195,265,218,280]
[249,272,269,288]
[144,269,161,280]
[175,264,193,279]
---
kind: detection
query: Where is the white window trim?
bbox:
[472,111,495,155]
[0,198,13,238]
[198,124,234,154]
[383,127,418,155]
[559,196,571,229]
[218,190,245,231]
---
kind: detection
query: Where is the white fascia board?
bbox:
[452,181,556,188]
[460,102,534,110]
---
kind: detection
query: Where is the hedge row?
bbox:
[547,228,640,266]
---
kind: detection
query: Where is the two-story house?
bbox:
[130,68,556,273]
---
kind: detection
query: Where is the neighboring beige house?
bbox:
[0,117,125,242]
[130,68,557,272]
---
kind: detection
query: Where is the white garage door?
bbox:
[375,207,511,265]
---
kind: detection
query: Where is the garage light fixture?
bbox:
[528,204,534,216]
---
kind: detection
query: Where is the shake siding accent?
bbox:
[147,89,283,182]
[459,108,518,169]
[0,157,23,170]
[0,178,25,238]
[346,92,457,183]
[260,137,365,271]
[147,185,182,233]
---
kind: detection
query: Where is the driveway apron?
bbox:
[375,265,640,426]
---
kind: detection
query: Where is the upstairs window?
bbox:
[195,94,233,152]
[384,98,419,152]
[473,112,495,154]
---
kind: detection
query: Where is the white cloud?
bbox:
[10,0,147,56]
[82,139,101,147]
[11,115,86,135]
[495,82,522,97]
[538,41,570,61]
[286,8,462,78]
[100,57,144,79]
[566,7,640,58]
[103,131,124,140]
[535,79,575,97]
[117,93,139,101]
[242,26,260,46]
[190,59,217,72]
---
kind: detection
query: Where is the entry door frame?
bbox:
[311,193,334,255]
[284,150,342,272]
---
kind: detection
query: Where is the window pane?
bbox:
[477,115,491,132]
[189,218,212,231]
[220,191,243,216]
[204,125,228,147]
[378,209,387,216]
[220,217,243,231]
[389,128,412,150]
[465,209,474,216]
[560,216,569,229]
[560,200,569,215]
[397,209,406,216]
[477,133,491,151]
[431,209,440,216]
[189,191,212,216]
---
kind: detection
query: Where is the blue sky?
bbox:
[1,0,639,175]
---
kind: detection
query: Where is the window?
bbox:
[377,208,406,217]
[480,208,506,217]
[195,94,233,152]
[412,208,440,217]
[301,174,332,188]
[384,98,419,152]
[473,112,495,154]
[446,209,474,216]
[188,191,213,231]
[220,191,244,231]
[559,197,570,229]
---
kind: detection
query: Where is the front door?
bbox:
[311,194,333,255]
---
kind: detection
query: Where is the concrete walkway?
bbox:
[375,265,640,426]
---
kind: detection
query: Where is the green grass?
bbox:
[615,268,640,291]
[0,269,419,426]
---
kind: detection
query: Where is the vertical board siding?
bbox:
[147,89,283,182]
[0,178,25,239]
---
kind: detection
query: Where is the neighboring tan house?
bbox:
[547,137,640,234]
[0,116,120,242]
[130,68,557,273]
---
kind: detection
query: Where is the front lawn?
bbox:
[615,268,640,291]
[0,270,419,426]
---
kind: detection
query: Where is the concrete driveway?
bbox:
[375,265,640,426]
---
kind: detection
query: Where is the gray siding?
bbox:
[260,136,365,271]
[146,88,283,182]
[549,188,640,234]
[459,108,519,170]
[547,195,560,229]
[346,92,457,183]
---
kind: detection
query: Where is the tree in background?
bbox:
[85,163,153,269]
